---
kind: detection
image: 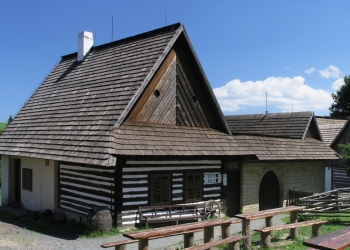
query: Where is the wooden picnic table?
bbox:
[234,206,303,248]
[123,219,237,250]
[303,226,350,250]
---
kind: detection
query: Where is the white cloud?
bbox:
[332,78,344,90]
[319,65,342,79]
[305,67,316,74]
[213,76,333,113]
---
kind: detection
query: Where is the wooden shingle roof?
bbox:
[316,117,347,146]
[0,24,183,166]
[225,112,320,139]
[111,122,339,160]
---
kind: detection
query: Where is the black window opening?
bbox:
[185,173,202,203]
[151,174,170,205]
[22,168,33,191]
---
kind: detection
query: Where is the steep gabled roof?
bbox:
[0,23,229,166]
[316,117,347,146]
[225,111,322,140]
[111,122,339,160]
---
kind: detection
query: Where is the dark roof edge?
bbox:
[113,24,184,129]
[181,26,232,135]
[61,23,182,59]
[330,118,350,148]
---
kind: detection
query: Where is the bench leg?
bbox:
[312,224,322,237]
[242,219,251,249]
[290,211,298,239]
[204,226,214,250]
[184,232,194,248]
[115,245,126,250]
[260,232,271,249]
[228,241,241,250]
[139,239,148,250]
[221,223,231,239]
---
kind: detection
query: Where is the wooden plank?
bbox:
[234,206,302,220]
[185,235,246,250]
[303,227,350,250]
[124,219,231,240]
[254,220,326,233]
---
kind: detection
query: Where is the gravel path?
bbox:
[0,206,288,250]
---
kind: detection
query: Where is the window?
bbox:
[185,173,202,202]
[22,168,33,191]
[151,174,170,205]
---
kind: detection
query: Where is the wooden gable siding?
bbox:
[115,159,221,228]
[175,50,210,127]
[59,163,115,217]
[126,48,211,128]
[127,50,177,125]
[305,117,322,140]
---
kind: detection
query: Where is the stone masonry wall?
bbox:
[239,160,325,213]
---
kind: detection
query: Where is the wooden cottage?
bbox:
[0,23,339,228]
[316,117,349,190]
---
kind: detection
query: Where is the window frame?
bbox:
[22,168,33,191]
[151,173,171,205]
[185,172,203,203]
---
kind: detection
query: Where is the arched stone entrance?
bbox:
[259,171,280,210]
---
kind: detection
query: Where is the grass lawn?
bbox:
[0,122,6,131]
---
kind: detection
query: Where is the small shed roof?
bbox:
[225,111,320,140]
[316,117,347,146]
[111,122,339,161]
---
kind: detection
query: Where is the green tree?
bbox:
[329,75,350,118]
[7,115,13,125]
[338,143,350,177]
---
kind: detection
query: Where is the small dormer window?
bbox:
[154,90,160,98]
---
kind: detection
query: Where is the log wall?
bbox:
[59,163,115,216]
[117,159,222,228]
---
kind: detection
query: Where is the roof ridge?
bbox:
[62,23,182,59]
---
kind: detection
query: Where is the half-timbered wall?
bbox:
[118,159,222,227]
[59,163,115,216]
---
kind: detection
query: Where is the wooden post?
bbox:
[228,241,241,250]
[312,224,322,237]
[221,223,231,239]
[336,189,340,211]
[265,216,273,235]
[260,232,271,249]
[242,219,251,249]
[204,226,214,250]
[139,239,148,250]
[290,211,298,239]
[184,232,194,248]
[115,245,126,250]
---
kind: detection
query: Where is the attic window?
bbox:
[192,96,198,103]
[154,90,160,98]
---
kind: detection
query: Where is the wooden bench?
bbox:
[101,229,204,249]
[254,219,326,248]
[139,204,204,228]
[303,226,350,250]
[185,235,247,250]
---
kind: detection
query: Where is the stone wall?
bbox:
[238,160,325,213]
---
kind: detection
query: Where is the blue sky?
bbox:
[1,1,349,122]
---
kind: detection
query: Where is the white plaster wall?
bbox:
[20,157,57,211]
[1,155,10,205]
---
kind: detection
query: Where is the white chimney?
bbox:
[78,31,93,61]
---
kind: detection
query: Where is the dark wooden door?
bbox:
[259,171,279,211]
[14,159,21,203]
[226,170,241,216]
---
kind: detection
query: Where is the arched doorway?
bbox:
[259,171,280,211]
